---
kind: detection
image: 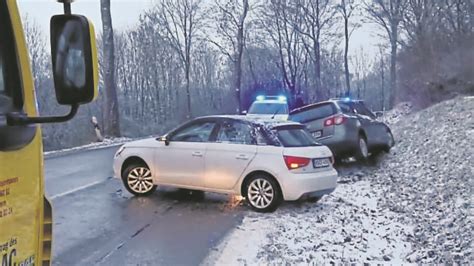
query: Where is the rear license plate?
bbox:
[312,130,322,139]
[313,158,330,168]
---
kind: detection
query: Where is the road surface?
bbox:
[45,146,245,265]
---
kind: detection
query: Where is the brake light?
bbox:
[324,115,346,127]
[284,156,310,170]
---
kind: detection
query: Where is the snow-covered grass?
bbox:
[43,137,132,158]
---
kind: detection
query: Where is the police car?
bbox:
[246,95,289,120]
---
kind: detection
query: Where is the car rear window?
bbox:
[290,103,336,123]
[248,102,289,115]
[274,126,319,147]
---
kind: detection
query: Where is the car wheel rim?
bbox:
[248,178,274,209]
[127,167,153,193]
[359,138,368,158]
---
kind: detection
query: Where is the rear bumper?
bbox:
[279,168,338,201]
[315,126,359,156]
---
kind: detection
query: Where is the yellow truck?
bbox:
[0,0,98,264]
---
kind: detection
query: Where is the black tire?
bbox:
[122,163,157,196]
[245,174,282,213]
[355,134,369,161]
[384,129,395,153]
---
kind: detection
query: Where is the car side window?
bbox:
[338,102,354,114]
[216,120,255,145]
[170,122,216,142]
[355,103,376,119]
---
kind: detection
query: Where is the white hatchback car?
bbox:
[113,116,337,212]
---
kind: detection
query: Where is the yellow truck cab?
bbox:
[0,0,98,264]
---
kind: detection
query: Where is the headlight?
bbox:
[115,146,126,158]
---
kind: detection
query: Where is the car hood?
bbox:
[123,138,158,148]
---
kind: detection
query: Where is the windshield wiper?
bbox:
[271,108,280,119]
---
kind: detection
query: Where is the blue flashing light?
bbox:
[278,95,287,102]
[256,95,265,101]
[343,97,351,102]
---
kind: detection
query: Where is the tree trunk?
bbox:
[100,0,121,137]
[343,14,351,96]
[389,25,398,108]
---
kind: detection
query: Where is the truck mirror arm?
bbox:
[6,104,79,125]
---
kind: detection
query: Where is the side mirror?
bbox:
[51,15,98,105]
[159,136,170,146]
[375,111,383,118]
[7,14,98,126]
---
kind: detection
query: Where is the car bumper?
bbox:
[316,126,359,156]
[279,168,338,201]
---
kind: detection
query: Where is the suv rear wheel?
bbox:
[355,135,369,161]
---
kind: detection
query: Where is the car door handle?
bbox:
[192,151,203,157]
[235,154,249,160]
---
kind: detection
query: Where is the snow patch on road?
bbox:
[205,180,413,265]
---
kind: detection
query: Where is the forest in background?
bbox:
[23,0,473,151]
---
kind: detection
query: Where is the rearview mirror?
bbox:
[50,15,98,105]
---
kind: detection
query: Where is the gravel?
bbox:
[204,96,473,265]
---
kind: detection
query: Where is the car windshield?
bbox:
[290,103,335,123]
[248,102,289,115]
[274,126,319,147]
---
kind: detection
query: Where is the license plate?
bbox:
[312,130,322,139]
[313,158,330,168]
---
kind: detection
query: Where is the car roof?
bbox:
[290,99,364,114]
[251,100,287,104]
[196,115,301,128]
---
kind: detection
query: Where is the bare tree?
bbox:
[100,0,121,136]
[208,0,250,114]
[260,0,307,103]
[364,0,407,107]
[295,0,336,100]
[154,0,205,118]
[337,0,359,96]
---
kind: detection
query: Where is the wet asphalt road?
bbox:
[44,146,245,266]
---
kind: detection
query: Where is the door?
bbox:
[205,120,257,190]
[353,102,380,145]
[0,1,46,264]
[155,120,217,188]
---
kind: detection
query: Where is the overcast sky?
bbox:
[18,0,382,60]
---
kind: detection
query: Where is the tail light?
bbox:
[324,115,347,127]
[284,156,310,170]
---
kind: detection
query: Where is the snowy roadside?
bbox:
[205,178,414,265]
[43,137,132,159]
[204,96,473,265]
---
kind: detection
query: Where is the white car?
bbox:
[113,116,337,212]
[246,95,289,120]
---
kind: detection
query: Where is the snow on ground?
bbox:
[205,96,473,265]
[43,137,132,158]
[205,178,413,265]
[383,101,413,125]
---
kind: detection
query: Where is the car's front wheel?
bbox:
[245,174,282,212]
[122,163,157,196]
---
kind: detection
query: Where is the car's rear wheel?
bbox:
[245,174,282,212]
[355,135,369,161]
[384,130,395,152]
[122,163,157,196]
